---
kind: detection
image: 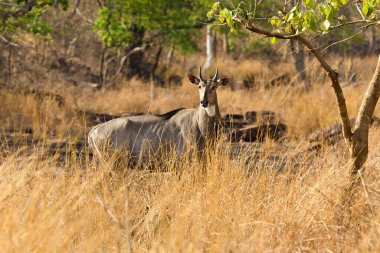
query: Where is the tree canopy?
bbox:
[208,0,379,43]
[92,0,212,54]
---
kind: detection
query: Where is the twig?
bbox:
[330,20,369,30]
[321,25,371,54]
[234,16,353,141]
[355,1,366,20]
[0,35,20,47]
[75,8,94,24]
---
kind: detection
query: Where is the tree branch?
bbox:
[330,20,368,30]
[321,24,371,53]
[0,35,20,47]
[235,17,353,140]
[75,8,94,25]
[354,55,380,134]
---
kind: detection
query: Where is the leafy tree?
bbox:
[209,0,380,215]
[0,0,68,85]
[0,0,68,40]
[92,0,209,84]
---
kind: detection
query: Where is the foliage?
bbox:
[93,0,210,54]
[0,0,68,39]
[208,0,380,40]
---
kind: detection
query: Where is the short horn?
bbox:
[199,66,204,81]
[212,68,218,81]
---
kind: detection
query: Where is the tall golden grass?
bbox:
[0,133,379,252]
[0,56,379,252]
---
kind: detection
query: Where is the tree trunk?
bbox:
[350,54,380,177]
[7,47,12,86]
[339,55,380,223]
[288,0,309,90]
[203,24,215,72]
[166,44,174,68]
[125,26,146,78]
[289,40,309,90]
[99,46,107,87]
[234,17,380,224]
[222,31,229,54]
[368,26,377,54]
[152,46,162,79]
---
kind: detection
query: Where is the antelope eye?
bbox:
[198,86,201,89]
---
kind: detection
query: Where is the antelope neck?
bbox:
[198,101,221,120]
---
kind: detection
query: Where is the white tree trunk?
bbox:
[203,24,215,72]
[166,44,174,68]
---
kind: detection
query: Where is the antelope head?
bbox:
[188,67,230,117]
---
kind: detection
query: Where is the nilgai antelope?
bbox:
[88,68,230,164]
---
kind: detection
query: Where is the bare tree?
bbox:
[203,24,215,72]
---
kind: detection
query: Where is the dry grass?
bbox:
[0,56,380,252]
[0,133,379,252]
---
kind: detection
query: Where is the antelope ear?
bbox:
[188,74,200,85]
[218,77,230,86]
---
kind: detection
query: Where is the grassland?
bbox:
[0,56,379,252]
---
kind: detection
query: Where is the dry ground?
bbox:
[0,56,379,252]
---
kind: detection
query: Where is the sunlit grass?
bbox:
[0,56,379,252]
[0,132,379,252]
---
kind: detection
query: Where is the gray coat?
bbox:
[88,106,220,164]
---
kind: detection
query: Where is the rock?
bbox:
[245,111,257,123]
[223,113,247,130]
[308,116,380,145]
[223,114,245,121]
[261,111,276,123]
[223,120,246,129]
[239,123,287,142]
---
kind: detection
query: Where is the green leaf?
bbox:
[212,2,220,11]
[302,10,318,32]
[309,16,318,31]
[218,9,227,23]
[287,12,295,22]
[339,0,348,5]
[207,10,214,19]
[224,9,232,26]
[303,0,316,9]
[369,12,377,21]
[289,4,299,14]
[269,16,278,25]
[285,24,292,33]
[331,0,340,9]
[362,2,369,16]
[362,1,374,17]
[269,16,283,28]
[324,5,332,17]
[269,37,279,44]
[320,19,330,31]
